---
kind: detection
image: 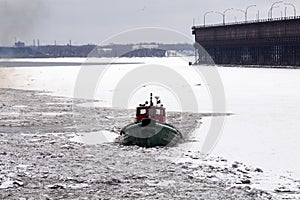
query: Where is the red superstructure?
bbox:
[135,93,166,123]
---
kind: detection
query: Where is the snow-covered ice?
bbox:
[1,57,300,198]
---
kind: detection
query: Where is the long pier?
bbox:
[192,17,300,66]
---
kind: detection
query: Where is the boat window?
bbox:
[156,109,161,115]
[139,109,147,115]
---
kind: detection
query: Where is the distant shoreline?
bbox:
[0,43,195,59]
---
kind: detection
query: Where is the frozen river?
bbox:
[213,67,300,172]
[1,57,300,195]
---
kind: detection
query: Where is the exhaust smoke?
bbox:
[0,0,46,46]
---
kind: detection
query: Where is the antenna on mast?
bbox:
[155,96,161,106]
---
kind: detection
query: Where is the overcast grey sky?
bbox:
[1,0,300,46]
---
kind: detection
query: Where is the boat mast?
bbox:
[150,93,153,106]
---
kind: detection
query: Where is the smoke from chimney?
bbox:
[0,0,47,46]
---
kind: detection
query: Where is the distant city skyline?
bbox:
[1,0,300,46]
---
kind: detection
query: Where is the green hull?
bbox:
[118,119,182,147]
